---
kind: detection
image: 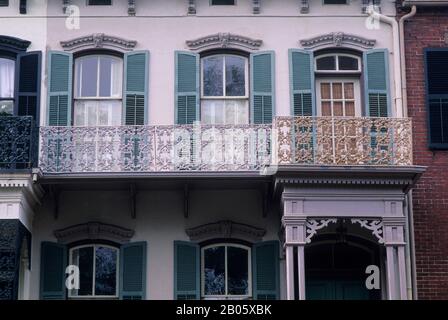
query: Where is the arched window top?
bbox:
[315,53,361,73]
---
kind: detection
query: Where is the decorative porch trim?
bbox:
[186,33,263,51]
[351,219,384,244]
[186,220,266,242]
[276,176,414,187]
[54,222,135,244]
[128,0,136,16]
[300,0,309,14]
[306,218,337,243]
[0,35,31,52]
[60,34,137,52]
[300,32,376,50]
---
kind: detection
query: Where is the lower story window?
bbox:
[69,244,119,298]
[202,244,251,299]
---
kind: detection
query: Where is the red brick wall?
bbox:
[402,6,448,299]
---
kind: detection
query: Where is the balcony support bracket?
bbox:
[184,184,189,218]
[130,184,137,219]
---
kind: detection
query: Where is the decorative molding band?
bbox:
[306,219,337,243]
[300,0,309,14]
[276,177,414,187]
[188,0,196,14]
[54,222,135,244]
[60,33,137,52]
[0,36,31,52]
[186,33,263,51]
[186,220,266,242]
[300,32,376,50]
[351,219,384,244]
[253,0,261,14]
[128,0,136,16]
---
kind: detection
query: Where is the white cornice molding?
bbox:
[186,33,263,51]
[60,33,137,52]
[300,32,376,50]
[186,220,266,242]
[54,222,135,244]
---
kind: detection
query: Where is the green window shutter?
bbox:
[252,240,280,300]
[364,49,390,117]
[175,51,199,124]
[174,241,200,300]
[124,51,149,125]
[289,49,315,116]
[119,241,147,300]
[47,51,72,126]
[15,51,41,121]
[40,242,67,300]
[251,51,275,124]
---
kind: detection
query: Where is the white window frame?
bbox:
[68,244,119,299]
[201,243,252,300]
[315,53,361,73]
[316,78,362,117]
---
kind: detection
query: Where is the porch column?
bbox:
[383,217,408,300]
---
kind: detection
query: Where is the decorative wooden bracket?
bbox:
[253,0,260,14]
[128,0,136,16]
[184,184,189,218]
[300,0,309,14]
[130,183,137,219]
[49,186,60,220]
[262,183,270,218]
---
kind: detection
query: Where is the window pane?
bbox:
[333,102,343,116]
[72,247,94,296]
[203,56,223,97]
[202,100,225,124]
[321,101,332,116]
[77,56,98,97]
[333,83,343,99]
[320,83,331,99]
[316,56,336,71]
[225,56,245,96]
[74,100,122,126]
[339,56,359,71]
[99,57,122,98]
[95,247,117,296]
[204,246,225,295]
[201,99,249,125]
[346,101,355,117]
[0,100,14,115]
[344,83,354,99]
[211,0,235,5]
[227,246,249,295]
[0,58,15,98]
[224,100,249,125]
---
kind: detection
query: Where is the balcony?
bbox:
[38,117,413,175]
[0,116,37,171]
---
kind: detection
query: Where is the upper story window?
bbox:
[69,244,119,298]
[202,243,251,299]
[315,53,362,117]
[211,0,236,5]
[0,57,15,115]
[74,54,123,126]
[88,0,112,5]
[201,54,249,124]
[323,0,348,4]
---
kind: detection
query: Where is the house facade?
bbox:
[401,0,448,299]
[0,0,424,300]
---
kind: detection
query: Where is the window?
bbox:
[69,244,119,298]
[316,54,361,73]
[0,0,8,7]
[0,57,15,115]
[201,54,249,124]
[323,0,348,4]
[74,55,123,126]
[211,0,236,5]
[88,0,112,5]
[201,244,251,299]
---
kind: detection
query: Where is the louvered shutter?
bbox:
[289,49,315,116]
[119,242,147,300]
[251,51,275,124]
[124,51,149,125]
[175,51,199,124]
[15,51,41,120]
[425,49,448,148]
[364,49,390,117]
[174,241,199,300]
[252,241,280,300]
[40,242,67,300]
[47,51,72,126]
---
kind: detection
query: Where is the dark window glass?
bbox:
[76,246,94,296]
[323,0,347,4]
[225,56,245,96]
[339,56,359,71]
[203,56,224,96]
[88,0,112,5]
[227,246,249,295]
[211,0,235,5]
[426,51,448,95]
[95,246,117,296]
[316,56,336,71]
[204,246,225,295]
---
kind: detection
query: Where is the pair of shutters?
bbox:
[175,51,275,124]
[13,51,42,120]
[289,49,390,117]
[40,241,147,300]
[47,51,149,126]
[173,240,280,300]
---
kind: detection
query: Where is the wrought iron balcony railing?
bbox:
[0,116,37,170]
[274,116,413,166]
[38,117,413,174]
